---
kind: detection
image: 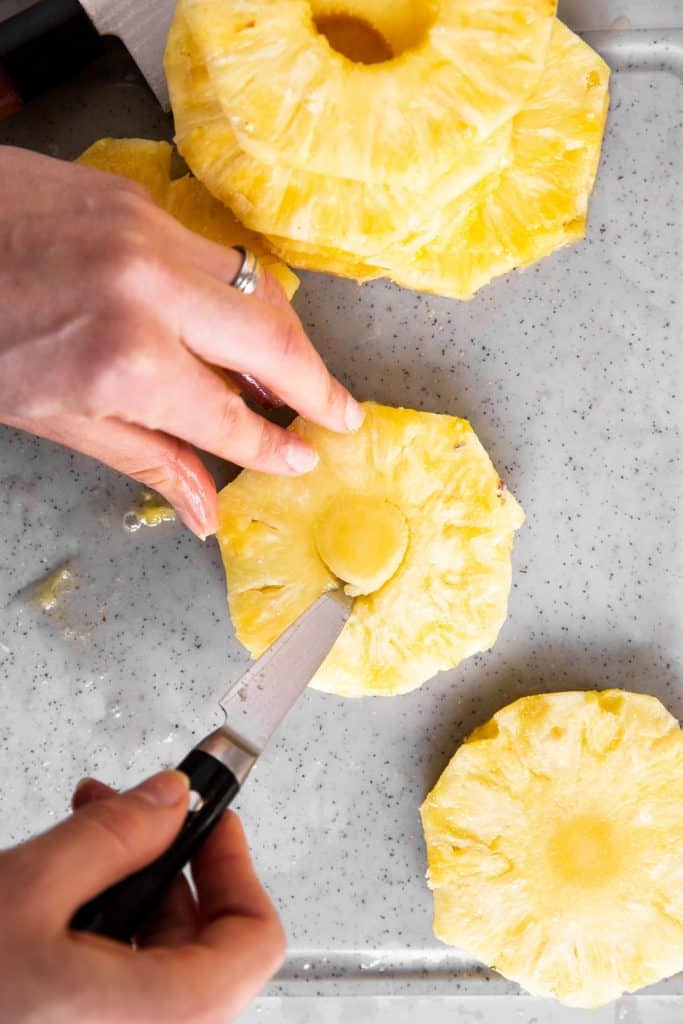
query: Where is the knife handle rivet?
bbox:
[188,790,205,813]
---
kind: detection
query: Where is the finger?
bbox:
[192,813,277,930]
[72,326,321,477]
[137,874,199,949]
[72,777,115,811]
[129,814,285,1022]
[16,771,190,923]
[127,255,363,435]
[3,412,217,539]
[166,265,364,434]
[146,207,296,321]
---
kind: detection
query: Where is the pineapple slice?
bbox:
[389,20,609,298]
[217,402,524,697]
[180,0,555,189]
[166,7,514,259]
[76,137,172,206]
[421,691,683,1007]
[76,138,299,300]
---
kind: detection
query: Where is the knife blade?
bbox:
[79,0,174,110]
[70,590,352,943]
[0,0,173,116]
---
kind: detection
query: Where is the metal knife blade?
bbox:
[219,590,352,757]
[71,589,352,942]
[78,0,174,109]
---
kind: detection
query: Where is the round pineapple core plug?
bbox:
[314,496,408,597]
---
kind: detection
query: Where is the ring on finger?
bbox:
[230,246,261,296]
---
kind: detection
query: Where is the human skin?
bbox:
[0,145,364,538]
[0,771,286,1023]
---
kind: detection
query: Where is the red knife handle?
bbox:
[0,0,104,117]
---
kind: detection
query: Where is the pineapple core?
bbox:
[314,496,408,596]
[547,815,619,888]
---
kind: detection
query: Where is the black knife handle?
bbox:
[0,0,104,117]
[70,749,241,943]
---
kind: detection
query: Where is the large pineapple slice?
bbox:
[217,402,524,697]
[421,691,683,1007]
[391,20,609,298]
[76,138,299,299]
[166,7,514,259]
[180,0,555,189]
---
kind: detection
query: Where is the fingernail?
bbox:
[345,398,365,432]
[132,770,190,808]
[176,503,215,542]
[286,443,319,474]
[73,776,99,802]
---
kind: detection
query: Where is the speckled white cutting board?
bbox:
[0,2,682,1020]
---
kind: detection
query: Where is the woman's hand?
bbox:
[0,145,363,537]
[0,771,285,1023]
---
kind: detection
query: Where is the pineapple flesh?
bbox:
[421,691,683,1007]
[180,0,555,189]
[76,138,299,299]
[390,20,610,298]
[217,402,524,697]
[165,1,608,299]
[166,7,514,260]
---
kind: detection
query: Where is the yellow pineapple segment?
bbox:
[217,402,524,697]
[421,691,683,1008]
[166,8,513,259]
[391,21,609,298]
[76,138,299,300]
[181,0,555,189]
[76,137,172,206]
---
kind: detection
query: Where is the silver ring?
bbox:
[230,246,261,296]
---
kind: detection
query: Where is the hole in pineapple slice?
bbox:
[310,1,437,64]
[314,14,393,64]
[547,815,621,889]
[314,495,408,597]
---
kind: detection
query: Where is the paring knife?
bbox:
[70,591,351,943]
[0,0,174,118]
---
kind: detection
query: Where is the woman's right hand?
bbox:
[0,145,364,537]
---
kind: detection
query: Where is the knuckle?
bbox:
[80,798,142,862]
[90,232,154,297]
[81,317,160,415]
[250,416,284,466]
[217,393,245,441]
[124,440,184,495]
[275,316,307,367]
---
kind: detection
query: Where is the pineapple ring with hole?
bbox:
[216,402,524,697]
[166,8,513,260]
[389,21,609,298]
[420,691,683,1008]
[180,0,556,189]
[76,138,299,300]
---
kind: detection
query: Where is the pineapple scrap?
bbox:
[76,138,299,300]
[165,0,609,298]
[421,691,683,1008]
[217,402,524,697]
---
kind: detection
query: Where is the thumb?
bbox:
[18,771,190,926]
